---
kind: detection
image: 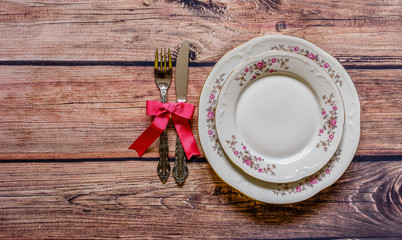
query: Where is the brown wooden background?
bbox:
[0,0,401,239]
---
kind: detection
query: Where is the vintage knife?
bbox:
[173,40,190,185]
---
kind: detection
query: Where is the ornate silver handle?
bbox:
[173,135,188,185]
[157,90,170,183]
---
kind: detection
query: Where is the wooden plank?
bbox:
[0,161,400,239]
[0,65,203,159]
[0,66,401,159]
[0,0,401,63]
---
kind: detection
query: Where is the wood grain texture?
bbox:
[0,0,401,239]
[0,66,401,159]
[0,0,401,65]
[0,160,401,239]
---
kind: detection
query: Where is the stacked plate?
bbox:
[198,35,360,204]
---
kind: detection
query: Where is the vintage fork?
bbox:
[155,48,172,183]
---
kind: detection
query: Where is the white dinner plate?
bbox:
[198,35,360,204]
[215,51,345,183]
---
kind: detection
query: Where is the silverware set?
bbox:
[154,41,190,184]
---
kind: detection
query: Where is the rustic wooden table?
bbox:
[1,0,401,239]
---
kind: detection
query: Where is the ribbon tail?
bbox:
[172,114,200,160]
[129,113,169,157]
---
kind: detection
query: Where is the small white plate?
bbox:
[198,35,360,204]
[215,51,345,183]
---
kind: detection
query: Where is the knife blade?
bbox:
[173,40,190,184]
[175,40,190,103]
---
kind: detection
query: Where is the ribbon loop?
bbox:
[129,101,200,159]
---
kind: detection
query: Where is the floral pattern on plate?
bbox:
[271,44,343,87]
[205,73,226,157]
[272,149,342,196]
[234,57,289,86]
[225,135,276,176]
[317,94,340,151]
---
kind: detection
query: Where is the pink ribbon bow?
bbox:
[129,101,200,159]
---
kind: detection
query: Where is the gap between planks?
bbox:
[0,60,401,70]
[0,155,400,163]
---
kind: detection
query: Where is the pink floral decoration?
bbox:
[243,146,247,150]
[257,157,262,161]
[208,130,213,135]
[256,62,263,68]
[325,168,331,174]
[269,69,274,73]
[207,110,214,119]
[258,168,262,173]
[329,135,334,140]
[245,67,249,72]
[310,178,318,184]
[308,52,315,60]
[296,186,302,192]
[331,119,337,126]
[252,75,256,79]
[234,151,239,156]
[294,46,299,51]
[319,129,324,133]
[245,159,251,165]
[272,58,276,63]
[209,93,215,99]
[324,63,330,68]
[322,110,326,115]
[333,106,337,111]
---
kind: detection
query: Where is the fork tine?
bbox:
[168,48,172,70]
[160,49,163,71]
[155,48,158,70]
[164,48,167,71]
